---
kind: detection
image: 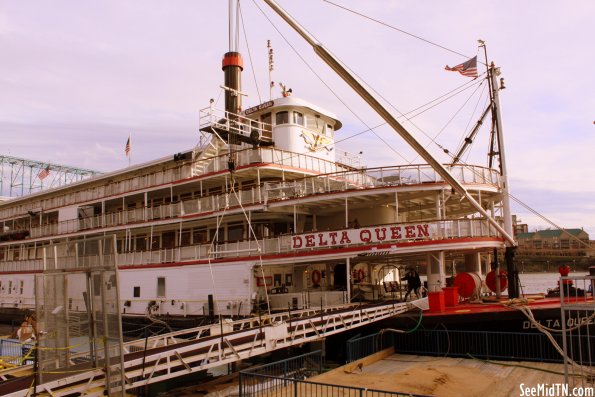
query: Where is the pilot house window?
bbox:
[275,111,289,125]
[293,111,304,125]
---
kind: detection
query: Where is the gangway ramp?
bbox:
[0,300,416,396]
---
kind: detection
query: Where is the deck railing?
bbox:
[393,329,595,364]
[1,218,503,272]
[23,161,500,241]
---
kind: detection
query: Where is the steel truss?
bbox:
[0,154,101,197]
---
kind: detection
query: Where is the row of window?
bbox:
[264,111,334,135]
[131,278,164,298]
[0,280,24,295]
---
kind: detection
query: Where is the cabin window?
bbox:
[293,111,304,126]
[135,235,147,251]
[275,111,289,125]
[227,223,244,242]
[19,280,24,295]
[162,231,176,249]
[193,228,207,244]
[133,286,141,298]
[8,281,12,295]
[180,229,191,246]
[157,277,166,298]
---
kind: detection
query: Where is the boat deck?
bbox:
[424,294,563,317]
[395,294,594,332]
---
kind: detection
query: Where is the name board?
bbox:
[291,223,431,250]
[244,100,274,115]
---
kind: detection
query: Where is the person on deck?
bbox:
[401,268,422,301]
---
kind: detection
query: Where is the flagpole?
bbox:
[128,134,131,167]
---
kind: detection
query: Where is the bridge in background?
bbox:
[0,154,100,198]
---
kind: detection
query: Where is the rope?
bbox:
[506,301,595,376]
[238,2,262,103]
[321,0,476,61]
[230,183,272,317]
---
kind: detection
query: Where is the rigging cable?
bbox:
[451,82,489,158]
[238,2,263,103]
[321,0,479,62]
[250,0,410,164]
[252,3,589,250]
[254,0,495,184]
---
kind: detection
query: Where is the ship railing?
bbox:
[199,106,274,144]
[112,218,501,268]
[194,146,349,176]
[4,219,502,271]
[0,258,43,272]
[24,162,500,241]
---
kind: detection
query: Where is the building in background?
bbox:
[516,228,591,257]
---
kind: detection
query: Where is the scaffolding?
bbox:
[0,154,101,197]
[34,235,125,396]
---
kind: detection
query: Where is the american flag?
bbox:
[38,165,50,181]
[445,56,478,78]
[125,136,131,156]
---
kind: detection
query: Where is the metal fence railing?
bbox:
[239,350,428,397]
[0,339,34,366]
[346,332,394,363]
[392,329,595,364]
[239,374,429,397]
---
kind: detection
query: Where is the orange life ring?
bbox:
[311,270,322,286]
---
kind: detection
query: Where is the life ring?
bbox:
[357,268,365,282]
[311,270,322,286]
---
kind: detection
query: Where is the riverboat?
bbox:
[2,0,585,334]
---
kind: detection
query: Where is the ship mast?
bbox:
[263,0,517,247]
[484,48,520,298]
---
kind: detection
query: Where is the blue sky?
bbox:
[1,0,593,236]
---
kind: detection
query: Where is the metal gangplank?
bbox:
[0,300,416,396]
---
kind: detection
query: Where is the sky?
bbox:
[1,0,594,237]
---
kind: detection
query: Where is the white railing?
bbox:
[22,162,501,241]
[5,218,501,271]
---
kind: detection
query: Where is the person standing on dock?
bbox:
[17,313,36,365]
[401,268,422,301]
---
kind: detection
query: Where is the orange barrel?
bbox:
[442,287,459,307]
[453,272,482,299]
[428,291,445,313]
[485,270,508,293]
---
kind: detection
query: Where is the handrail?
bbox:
[19,161,500,242]
[0,218,503,273]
